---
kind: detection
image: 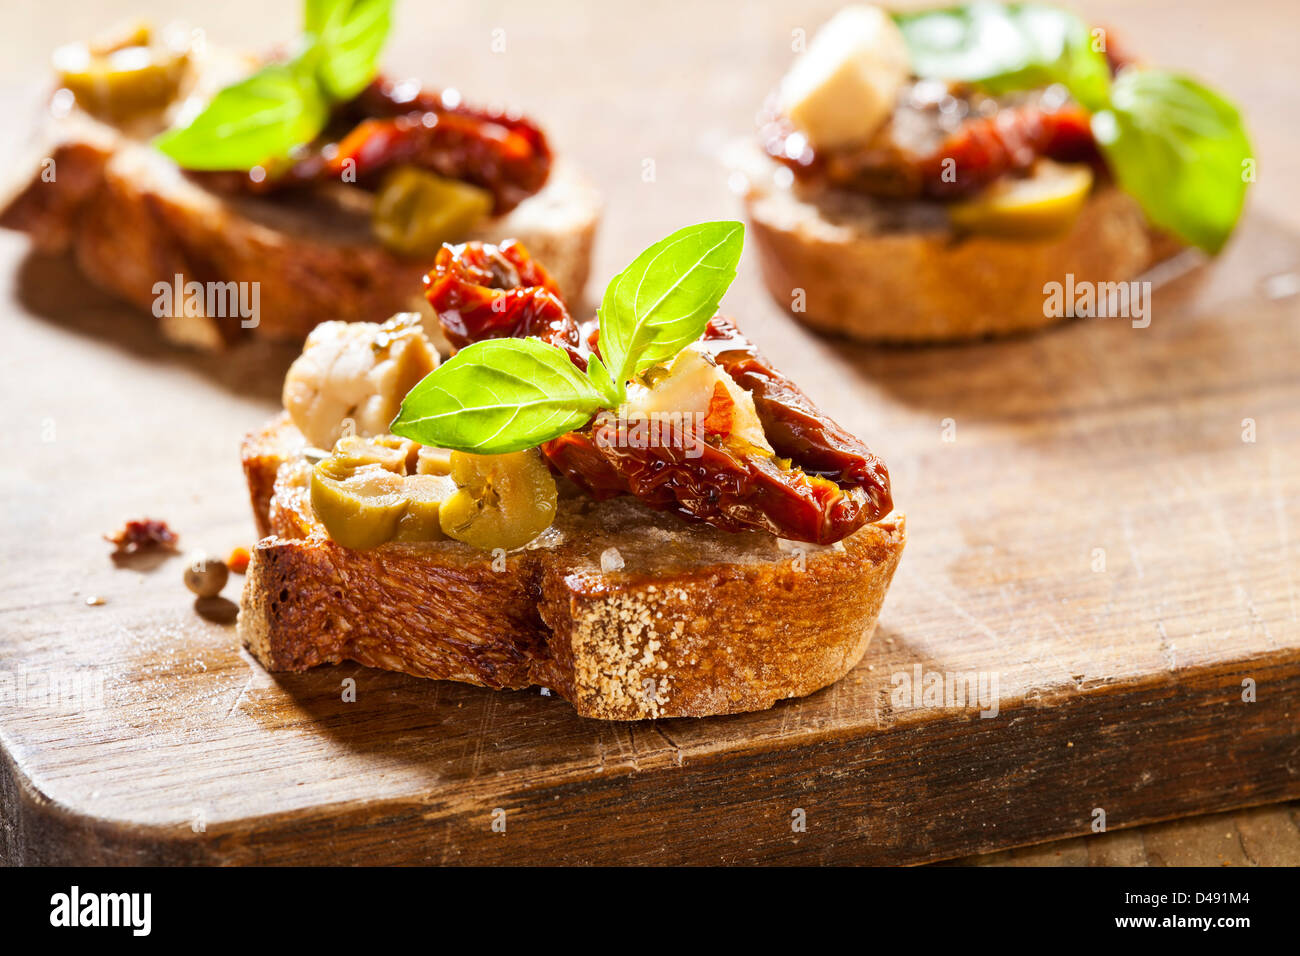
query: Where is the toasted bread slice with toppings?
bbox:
[238,412,905,720]
[735,142,1181,343]
[0,53,600,350]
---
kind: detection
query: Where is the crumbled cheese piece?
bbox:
[282,313,438,450]
[621,343,773,453]
[778,5,909,149]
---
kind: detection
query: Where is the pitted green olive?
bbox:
[948,160,1093,239]
[415,445,454,476]
[310,436,456,549]
[392,475,457,542]
[326,434,419,476]
[371,167,493,257]
[438,450,558,551]
[309,438,556,552]
[54,25,191,120]
[310,465,410,550]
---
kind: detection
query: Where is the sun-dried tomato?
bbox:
[544,419,878,544]
[326,113,548,215]
[917,102,1097,199]
[423,240,584,365]
[105,518,178,558]
[195,77,552,215]
[765,98,1098,200]
[424,241,894,544]
[702,382,736,435]
[345,80,552,214]
[700,317,892,515]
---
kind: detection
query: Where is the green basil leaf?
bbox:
[154,52,329,170]
[1092,70,1251,253]
[896,3,1110,110]
[305,0,393,100]
[583,354,622,408]
[390,338,605,454]
[598,220,744,392]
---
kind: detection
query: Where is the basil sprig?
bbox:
[306,0,393,100]
[1092,70,1250,254]
[155,0,393,170]
[597,220,745,403]
[154,54,329,171]
[392,338,606,455]
[895,3,1252,253]
[390,221,745,455]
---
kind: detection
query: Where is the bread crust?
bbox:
[1,117,600,350]
[238,414,905,719]
[740,146,1181,342]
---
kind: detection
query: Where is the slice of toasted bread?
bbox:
[1,65,600,350]
[238,413,905,719]
[734,143,1182,343]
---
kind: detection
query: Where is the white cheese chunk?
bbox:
[777,5,910,150]
[282,313,438,451]
[622,343,773,454]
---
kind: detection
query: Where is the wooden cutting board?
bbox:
[2,0,1298,865]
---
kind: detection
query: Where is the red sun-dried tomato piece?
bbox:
[105,518,179,559]
[423,240,584,366]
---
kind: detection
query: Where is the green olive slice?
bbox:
[438,450,558,551]
[310,464,409,550]
[392,474,457,542]
[415,445,454,476]
[948,160,1094,239]
[327,434,419,476]
[54,27,190,120]
[371,167,493,258]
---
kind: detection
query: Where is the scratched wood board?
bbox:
[1,0,1299,865]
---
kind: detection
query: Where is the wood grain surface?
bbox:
[1,0,1298,865]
